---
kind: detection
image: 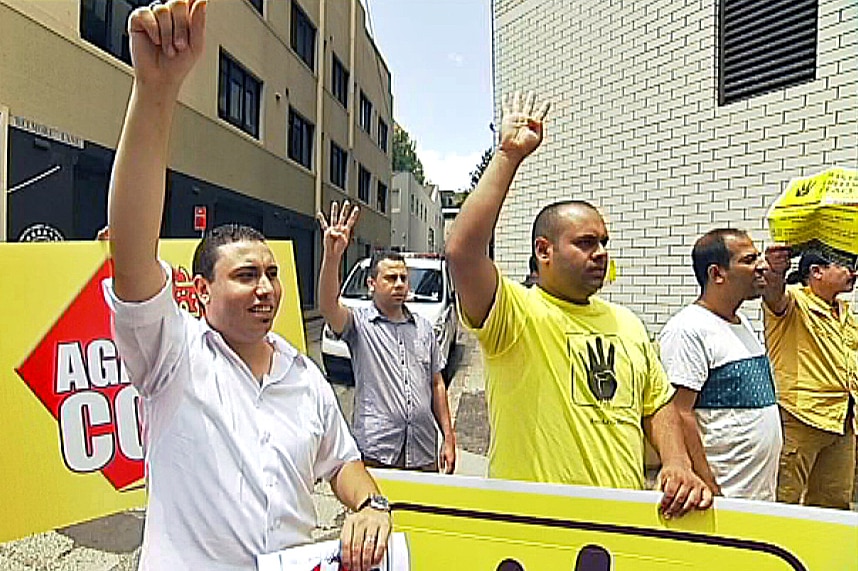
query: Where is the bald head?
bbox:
[532,200,601,252]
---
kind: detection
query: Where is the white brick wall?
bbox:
[492,0,858,335]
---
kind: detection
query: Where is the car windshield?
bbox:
[342,266,443,303]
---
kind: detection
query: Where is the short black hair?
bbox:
[691,228,749,289]
[528,254,538,274]
[192,224,266,281]
[787,250,830,285]
[369,250,406,278]
[531,200,599,255]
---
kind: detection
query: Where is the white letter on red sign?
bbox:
[87,339,120,388]
[59,392,113,472]
[56,342,90,393]
[115,385,143,460]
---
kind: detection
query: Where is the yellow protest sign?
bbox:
[375,470,858,571]
[0,240,304,543]
[767,167,858,266]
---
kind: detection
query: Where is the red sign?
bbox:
[194,206,207,232]
[15,262,202,491]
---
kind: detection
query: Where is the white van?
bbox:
[320,253,458,384]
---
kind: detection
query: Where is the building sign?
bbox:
[10,115,84,149]
[0,240,304,543]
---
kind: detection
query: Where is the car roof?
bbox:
[355,253,445,270]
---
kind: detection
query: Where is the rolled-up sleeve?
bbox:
[103,262,188,398]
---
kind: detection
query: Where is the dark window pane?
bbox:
[288,108,314,169]
[217,50,261,139]
[332,54,349,107]
[359,92,372,133]
[291,1,316,70]
[358,166,370,202]
[80,0,147,65]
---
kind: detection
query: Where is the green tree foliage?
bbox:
[469,147,494,189]
[392,123,425,184]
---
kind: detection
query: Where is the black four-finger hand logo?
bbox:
[585,337,617,402]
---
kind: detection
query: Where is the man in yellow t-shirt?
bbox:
[446,91,712,519]
[763,248,858,509]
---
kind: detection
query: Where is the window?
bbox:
[377,182,388,213]
[248,0,263,15]
[378,119,388,152]
[358,166,371,203]
[330,142,347,189]
[291,1,316,71]
[288,108,315,169]
[410,195,415,214]
[332,54,349,107]
[391,189,401,212]
[218,51,261,138]
[718,0,818,105]
[80,0,147,64]
[359,91,372,133]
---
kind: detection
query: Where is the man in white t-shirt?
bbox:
[659,229,782,500]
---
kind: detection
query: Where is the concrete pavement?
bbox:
[0,319,490,570]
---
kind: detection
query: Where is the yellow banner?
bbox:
[767,167,858,265]
[0,240,304,543]
[375,471,858,571]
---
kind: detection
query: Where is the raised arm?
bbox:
[445,92,550,326]
[317,201,360,334]
[109,0,207,301]
[762,245,791,315]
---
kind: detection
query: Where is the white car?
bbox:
[321,253,459,385]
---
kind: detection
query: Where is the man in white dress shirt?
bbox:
[104,2,391,569]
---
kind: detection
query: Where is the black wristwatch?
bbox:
[357,494,391,513]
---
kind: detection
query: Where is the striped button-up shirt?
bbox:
[342,304,444,467]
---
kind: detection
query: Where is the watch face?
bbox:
[370,495,390,511]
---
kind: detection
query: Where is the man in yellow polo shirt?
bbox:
[446,91,712,519]
[763,248,858,509]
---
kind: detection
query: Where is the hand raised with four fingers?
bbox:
[317,201,360,260]
[127,0,207,89]
[498,91,551,162]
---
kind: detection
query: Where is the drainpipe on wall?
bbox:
[0,105,8,241]
[314,0,327,218]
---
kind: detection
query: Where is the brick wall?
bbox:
[492,0,858,334]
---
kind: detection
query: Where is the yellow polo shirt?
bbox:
[763,285,858,434]
[461,272,674,489]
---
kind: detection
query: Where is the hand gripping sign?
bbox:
[767,167,858,268]
[0,240,304,543]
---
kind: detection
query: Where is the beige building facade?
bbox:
[0,0,393,308]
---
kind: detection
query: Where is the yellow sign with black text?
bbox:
[0,240,304,543]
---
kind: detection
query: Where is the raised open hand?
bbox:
[317,201,360,260]
[128,0,207,90]
[498,91,551,161]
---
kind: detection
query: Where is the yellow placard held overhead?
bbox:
[767,167,858,266]
[374,471,857,571]
[0,240,304,543]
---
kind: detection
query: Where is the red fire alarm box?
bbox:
[194,206,207,232]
